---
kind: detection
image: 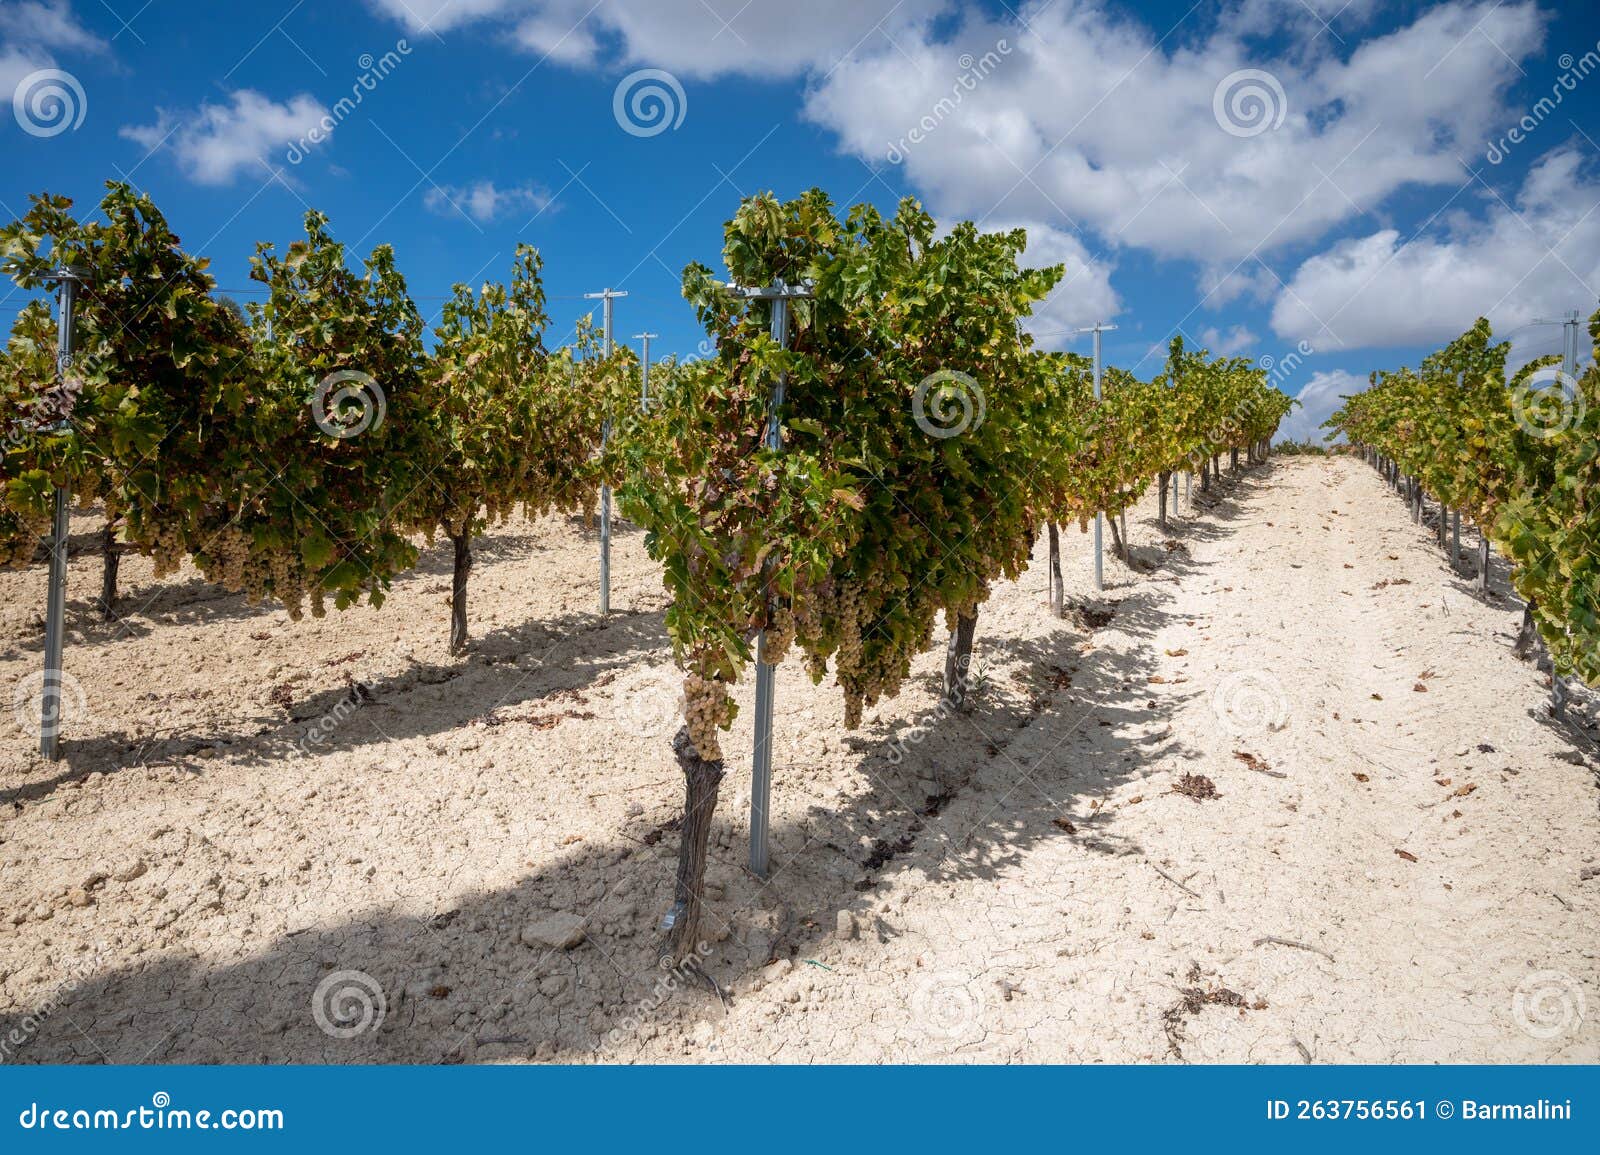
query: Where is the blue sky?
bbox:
[3,0,1598,440]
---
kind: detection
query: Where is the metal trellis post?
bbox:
[634,331,657,411]
[584,288,628,615]
[732,279,812,878]
[40,266,86,761]
[1079,322,1117,591]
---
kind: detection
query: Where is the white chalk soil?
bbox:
[0,456,1595,1064]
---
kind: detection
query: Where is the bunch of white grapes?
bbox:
[683,671,734,761]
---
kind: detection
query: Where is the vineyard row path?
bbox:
[0,455,1594,1062]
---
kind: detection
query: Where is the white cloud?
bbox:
[803,0,1546,264]
[1275,369,1366,445]
[355,0,1590,360]
[1270,148,1600,351]
[365,0,517,34]
[121,91,330,185]
[369,0,950,78]
[424,179,551,224]
[995,220,1119,347]
[0,0,104,52]
[1197,262,1277,309]
[1199,324,1258,356]
[512,11,600,65]
[0,42,44,95]
[0,1,104,103]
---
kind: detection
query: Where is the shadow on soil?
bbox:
[1,520,663,806]
[0,463,1320,1063]
[1,517,630,655]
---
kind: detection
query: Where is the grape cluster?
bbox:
[682,671,733,761]
[144,520,188,580]
[268,550,309,621]
[762,601,796,664]
[0,515,44,567]
[198,525,252,592]
[190,522,315,620]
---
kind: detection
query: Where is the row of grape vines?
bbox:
[1328,314,1600,703]
[1,183,1294,955]
[0,185,631,653]
[583,192,1291,953]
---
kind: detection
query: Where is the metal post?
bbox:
[1079,322,1116,590]
[584,288,628,615]
[633,331,657,411]
[1555,314,1578,718]
[1533,310,1581,381]
[40,267,83,761]
[733,280,811,878]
